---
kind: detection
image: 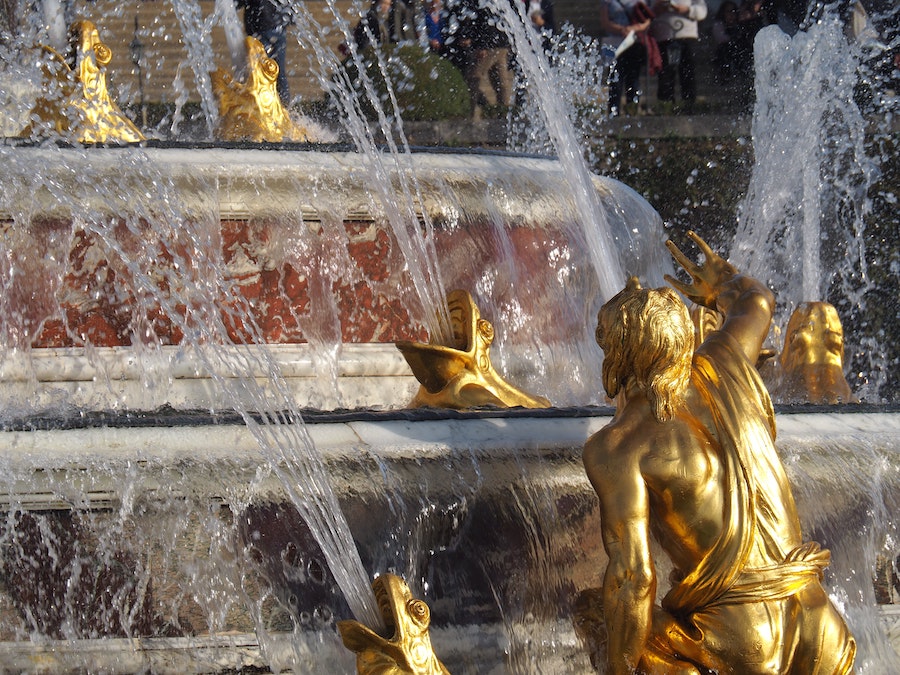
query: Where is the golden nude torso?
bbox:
[585,346,852,675]
[599,367,802,571]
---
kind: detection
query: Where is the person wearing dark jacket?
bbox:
[353,0,418,51]
[456,0,513,118]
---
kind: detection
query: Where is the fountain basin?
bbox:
[0,143,668,346]
[0,406,896,673]
[0,144,671,408]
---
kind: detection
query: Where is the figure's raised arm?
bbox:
[665,231,775,365]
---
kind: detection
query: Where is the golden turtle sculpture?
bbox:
[338,573,449,675]
[397,289,550,409]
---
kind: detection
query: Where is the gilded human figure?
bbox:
[580,232,855,674]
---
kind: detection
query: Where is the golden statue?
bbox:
[773,301,856,404]
[337,573,450,675]
[692,303,777,370]
[210,36,311,143]
[21,20,144,143]
[578,232,855,674]
[397,289,550,409]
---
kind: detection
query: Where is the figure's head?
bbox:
[776,301,854,404]
[596,276,693,421]
[781,302,845,371]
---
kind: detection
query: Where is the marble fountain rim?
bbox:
[0,403,892,503]
[0,141,636,224]
[1,138,558,161]
[3,400,900,431]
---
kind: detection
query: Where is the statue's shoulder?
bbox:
[584,405,653,467]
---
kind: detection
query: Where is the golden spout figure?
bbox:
[337,573,450,675]
[210,36,311,143]
[774,301,856,404]
[578,232,855,674]
[21,20,144,143]
[396,289,550,409]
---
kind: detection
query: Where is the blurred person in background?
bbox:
[651,0,707,113]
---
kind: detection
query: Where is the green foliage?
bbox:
[340,45,471,122]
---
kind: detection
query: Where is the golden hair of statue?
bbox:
[210,36,311,143]
[20,20,144,143]
[337,573,449,675]
[775,301,856,404]
[578,232,856,674]
[397,289,550,409]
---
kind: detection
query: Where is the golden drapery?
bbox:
[663,331,805,616]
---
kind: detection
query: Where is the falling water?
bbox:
[40,0,66,52]
[489,0,626,301]
[781,421,900,673]
[216,0,247,74]
[508,27,609,168]
[731,16,886,397]
[0,145,385,634]
[289,0,455,343]
[167,0,219,136]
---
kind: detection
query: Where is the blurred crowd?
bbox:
[346,0,556,119]
[236,0,898,118]
[599,0,898,114]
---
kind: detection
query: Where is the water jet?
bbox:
[0,2,896,673]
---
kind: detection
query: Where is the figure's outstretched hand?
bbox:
[664,231,737,310]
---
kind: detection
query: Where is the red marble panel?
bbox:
[18,217,434,348]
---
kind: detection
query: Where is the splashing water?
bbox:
[732,17,886,397]
[0,0,896,670]
[489,0,626,301]
[0,145,385,633]
[290,0,455,343]
[167,0,219,136]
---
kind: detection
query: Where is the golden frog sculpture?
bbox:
[210,36,310,143]
[397,289,550,409]
[337,573,449,675]
[21,20,144,143]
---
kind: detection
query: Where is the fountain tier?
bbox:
[0,407,896,672]
[0,145,669,410]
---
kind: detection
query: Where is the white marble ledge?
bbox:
[776,411,900,438]
[0,343,415,381]
[0,410,897,469]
